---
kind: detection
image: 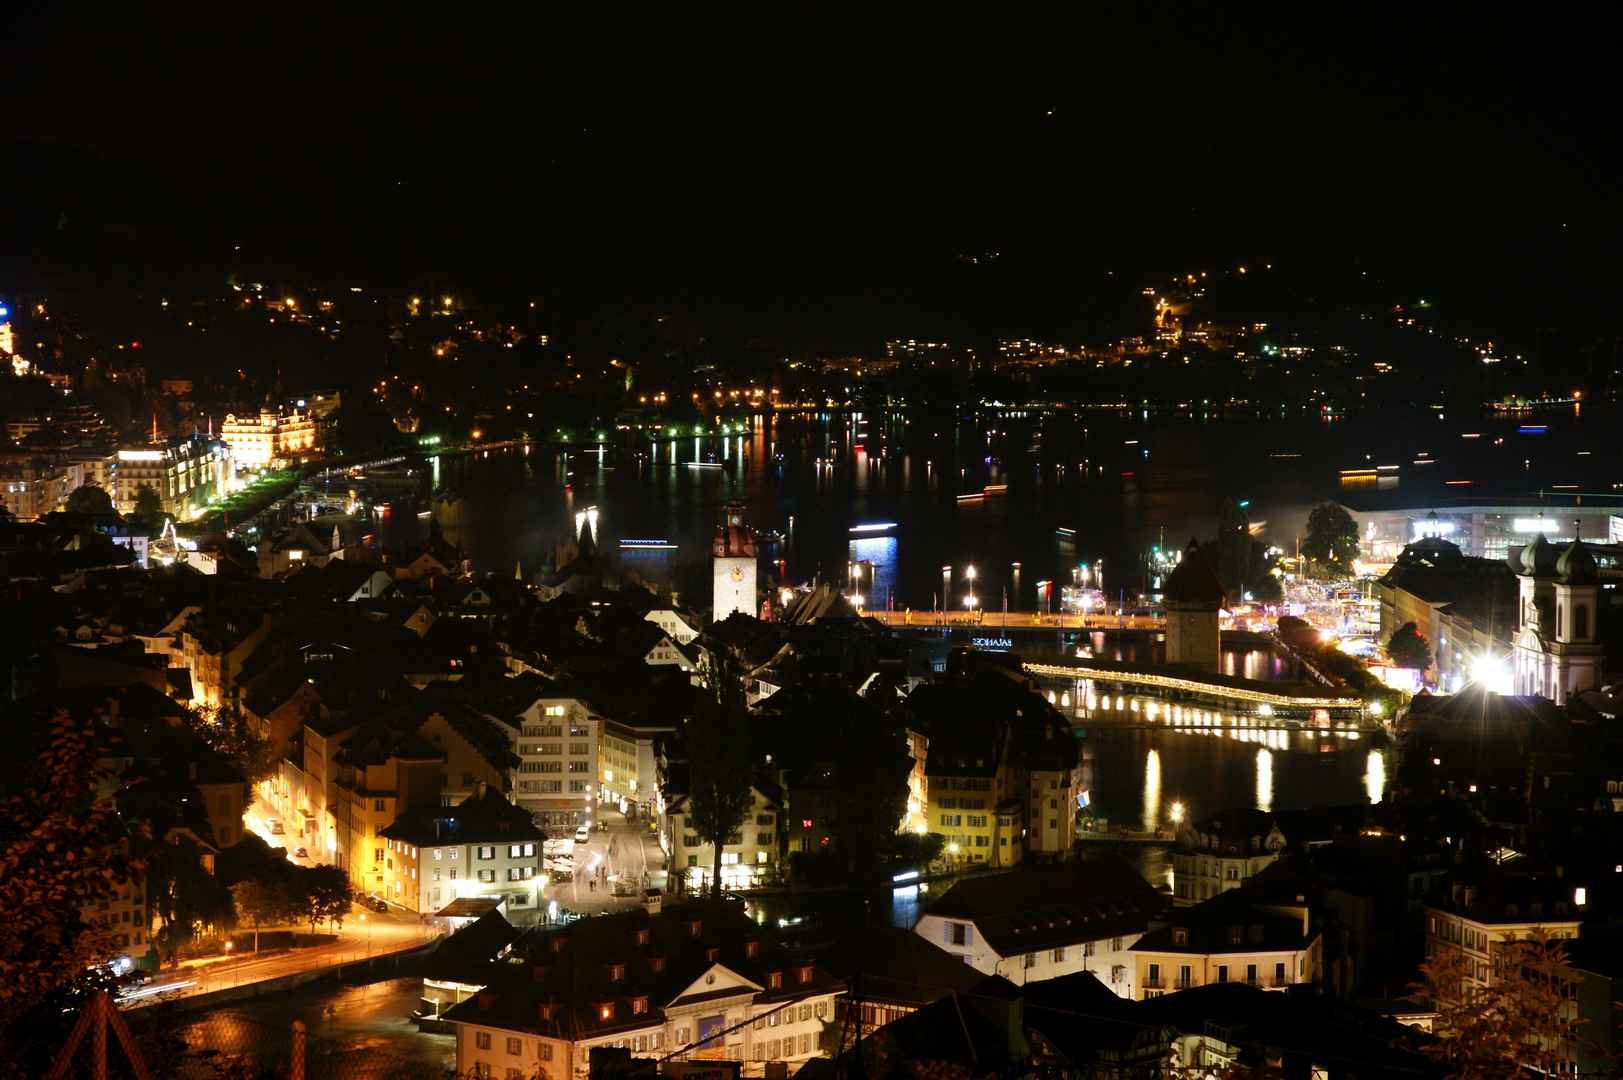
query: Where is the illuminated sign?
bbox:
[972,637,1014,649]
[1513,519,1566,533]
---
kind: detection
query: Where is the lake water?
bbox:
[384,402,1613,608]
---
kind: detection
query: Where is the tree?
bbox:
[0,708,147,1031]
[132,482,163,517]
[232,876,292,951]
[1385,621,1433,670]
[1214,497,1253,595]
[147,836,236,963]
[686,648,756,898]
[188,704,278,791]
[64,483,116,517]
[832,679,912,892]
[303,865,353,933]
[1304,503,1359,577]
[1409,928,1586,1079]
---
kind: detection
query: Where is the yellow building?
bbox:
[1131,890,1320,999]
[923,756,1021,868]
[221,407,317,469]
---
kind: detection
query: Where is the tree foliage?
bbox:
[188,703,278,791]
[686,648,756,898]
[0,709,147,1031]
[1386,621,1433,671]
[147,835,236,962]
[132,482,165,519]
[1409,928,1586,1080]
[1305,503,1359,576]
[64,483,117,517]
[831,678,912,892]
[1212,498,1285,603]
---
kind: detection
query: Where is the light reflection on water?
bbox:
[173,977,452,1078]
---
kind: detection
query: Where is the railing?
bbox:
[1270,975,1293,988]
[1142,978,1164,989]
[1173,978,1197,990]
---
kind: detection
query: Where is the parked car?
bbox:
[269,821,285,835]
[368,896,388,913]
[574,825,590,844]
[293,847,308,859]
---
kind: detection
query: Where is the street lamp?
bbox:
[965,566,976,609]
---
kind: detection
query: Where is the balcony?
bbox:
[1269,975,1292,988]
[1142,978,1164,990]
[1173,979,1197,990]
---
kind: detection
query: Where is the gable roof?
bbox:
[921,855,1160,956]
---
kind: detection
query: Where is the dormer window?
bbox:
[1226,926,1243,945]
[745,941,759,958]
[649,956,665,974]
[767,972,782,989]
[599,1003,614,1021]
[686,920,703,937]
[635,929,650,946]
[550,936,567,954]
[796,965,814,985]
[707,947,720,962]
[631,996,648,1015]
[607,963,626,982]
[1172,929,1188,946]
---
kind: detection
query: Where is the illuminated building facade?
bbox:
[712,498,758,621]
[221,407,317,468]
[114,437,231,517]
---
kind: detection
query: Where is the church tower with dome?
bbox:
[712,497,759,621]
[1511,528,1603,703]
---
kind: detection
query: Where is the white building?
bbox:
[912,856,1158,995]
[661,779,782,892]
[444,900,840,1079]
[507,693,602,827]
[381,787,548,916]
[1511,535,1604,705]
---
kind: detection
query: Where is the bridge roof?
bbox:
[1020,653,1362,711]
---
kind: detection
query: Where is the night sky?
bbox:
[4,9,1620,348]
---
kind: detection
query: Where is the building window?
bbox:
[944,922,973,947]
[507,1038,522,1055]
[477,1032,492,1050]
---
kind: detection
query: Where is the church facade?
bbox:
[1511,532,1603,705]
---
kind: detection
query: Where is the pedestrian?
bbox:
[589,878,596,892]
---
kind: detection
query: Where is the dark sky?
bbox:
[4,9,1620,347]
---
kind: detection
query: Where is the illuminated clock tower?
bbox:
[712,497,759,620]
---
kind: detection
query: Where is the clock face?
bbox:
[729,565,746,583]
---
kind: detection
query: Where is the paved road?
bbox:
[124,903,437,1009]
[540,808,667,922]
